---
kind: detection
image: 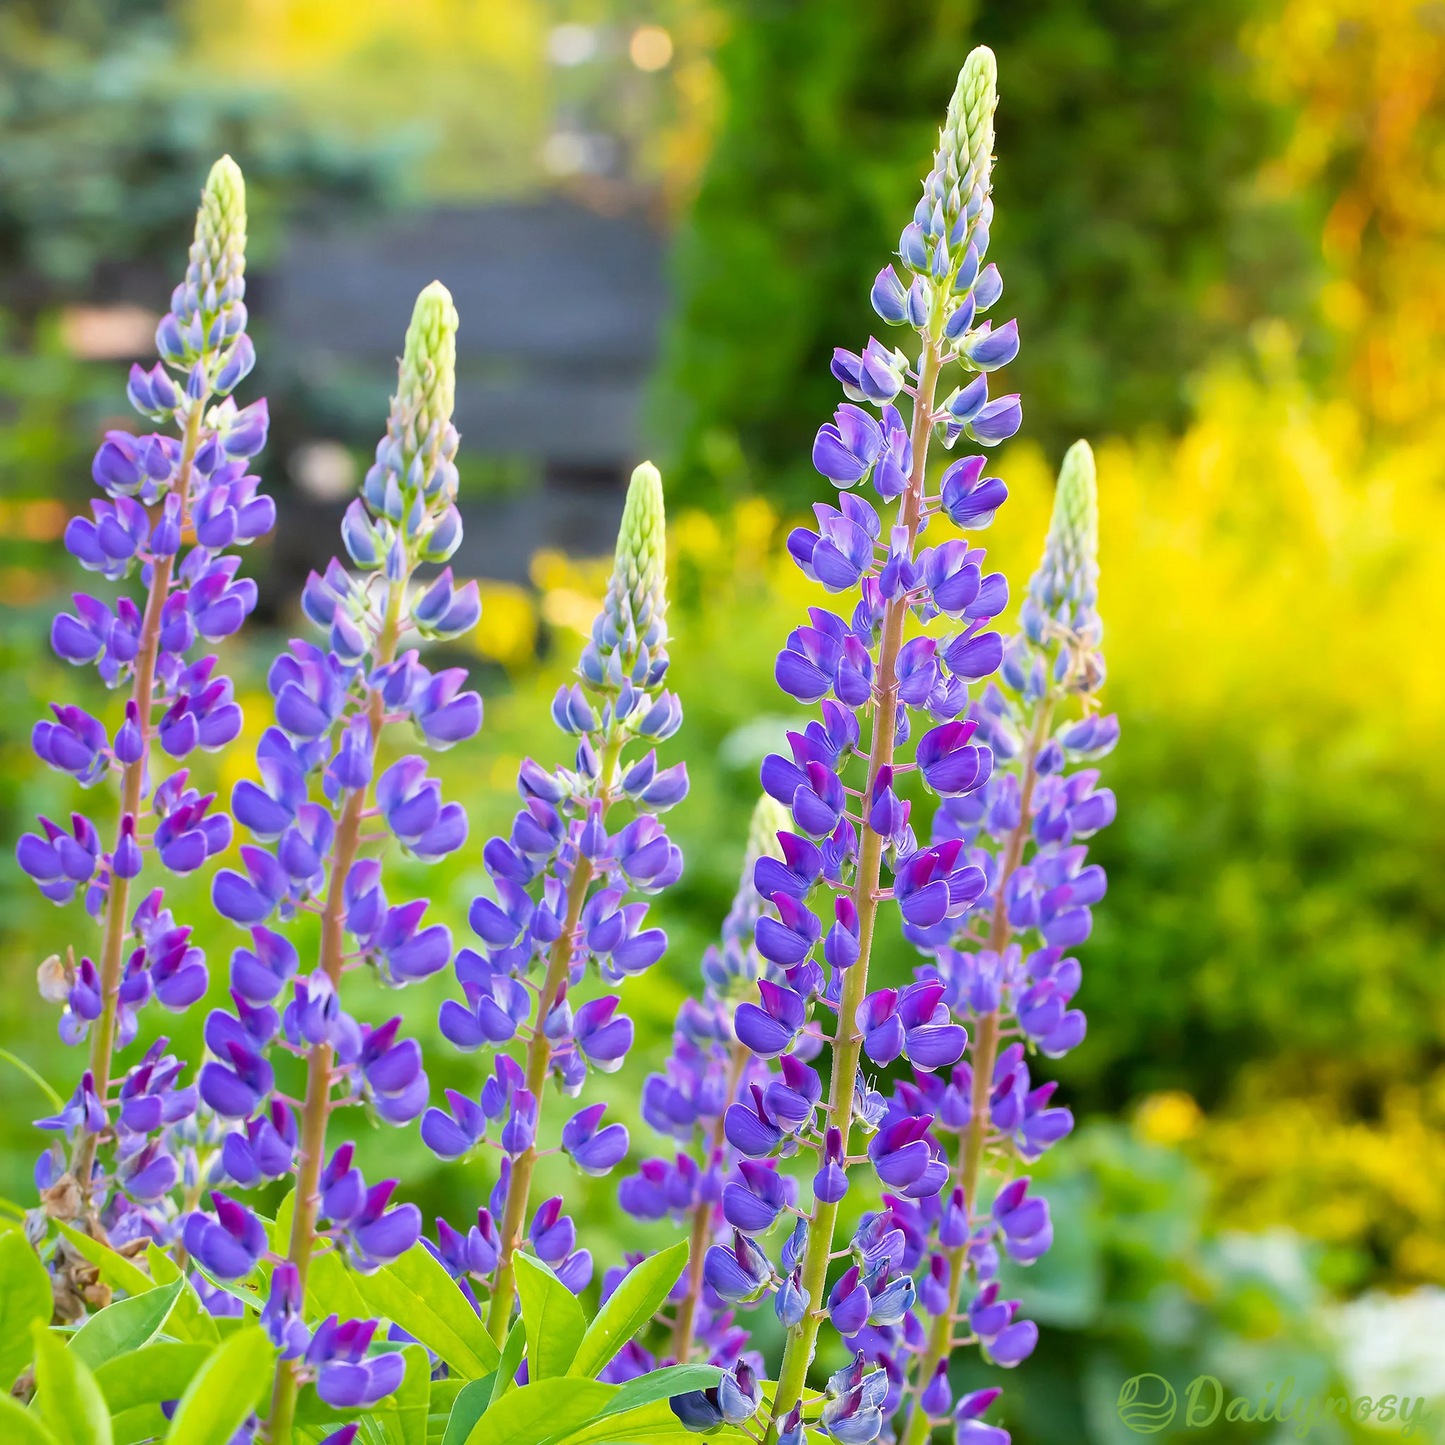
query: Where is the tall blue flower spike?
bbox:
[654,49,1120,1445]
[422,458,690,1344]
[200,281,483,1440]
[22,156,270,1245]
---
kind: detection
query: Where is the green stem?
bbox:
[762,334,945,1444]
[264,574,407,1445]
[484,728,628,1344]
[896,697,1054,1445]
[70,398,206,1227]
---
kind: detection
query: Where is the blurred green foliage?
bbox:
[0,0,401,306]
[654,0,1320,511]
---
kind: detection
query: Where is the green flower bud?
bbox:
[744,793,790,867]
[611,461,667,631]
[190,155,247,306]
[938,46,998,202]
[387,281,460,503]
[1025,439,1102,664]
[580,461,672,698]
[1049,438,1099,592]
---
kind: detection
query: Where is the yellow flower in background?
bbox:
[471,581,537,671]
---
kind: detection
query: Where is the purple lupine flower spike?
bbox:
[427,460,690,1337]
[632,48,1121,1445]
[19,159,272,1278]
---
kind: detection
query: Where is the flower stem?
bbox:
[896,698,1053,1445]
[484,728,628,1344]
[762,334,944,1445]
[264,573,406,1445]
[71,398,206,1225]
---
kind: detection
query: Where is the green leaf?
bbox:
[305,1242,371,1323]
[55,1222,153,1298]
[272,1187,297,1246]
[145,1242,219,1344]
[93,1341,214,1413]
[600,1365,725,1417]
[463,1378,614,1445]
[0,1393,58,1445]
[440,1377,494,1445]
[379,1343,431,1445]
[491,1321,526,1406]
[33,1321,113,1445]
[0,1046,63,1109]
[352,1244,499,1380]
[69,1277,183,1368]
[552,1374,736,1445]
[163,1324,274,1444]
[514,1253,586,1380]
[0,1231,52,1389]
[568,1242,689,1379]
[110,1405,169,1445]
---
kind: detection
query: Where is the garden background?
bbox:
[2,0,1444,1438]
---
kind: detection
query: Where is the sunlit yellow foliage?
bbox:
[1194,1072,1445,1284]
[186,0,549,196]
[1249,0,1445,428]
[472,581,537,671]
[1137,1091,1205,1146]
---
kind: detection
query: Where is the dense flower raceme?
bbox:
[195,281,484,1440]
[20,160,274,1262]
[652,49,1114,1445]
[420,459,690,1342]
[612,794,796,1379]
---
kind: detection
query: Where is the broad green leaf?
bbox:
[463,1378,614,1445]
[428,1373,466,1416]
[440,1377,494,1445]
[144,1242,219,1344]
[110,1404,169,1445]
[69,1278,183,1368]
[568,1242,689,1379]
[33,1321,113,1445]
[305,1241,371,1323]
[379,1343,431,1445]
[514,1253,586,1380]
[145,1241,181,1283]
[0,1393,58,1444]
[600,1365,725,1417]
[55,1222,153,1298]
[0,1231,52,1389]
[491,1320,526,1405]
[352,1245,498,1380]
[93,1341,214,1413]
[272,1186,297,1246]
[163,1324,274,1445]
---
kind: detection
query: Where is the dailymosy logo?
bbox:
[1115,1376,1434,1440]
[1117,1375,1178,1433]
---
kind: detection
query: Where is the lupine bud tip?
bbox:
[613,461,667,621]
[397,280,459,442]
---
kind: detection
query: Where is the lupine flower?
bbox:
[184,1192,267,1280]
[19,170,272,1250]
[307,1317,406,1408]
[656,50,1117,1445]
